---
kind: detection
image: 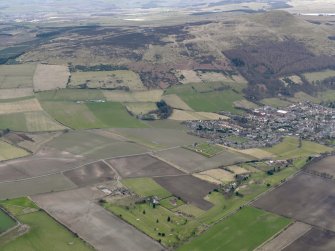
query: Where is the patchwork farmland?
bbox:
[0,119,333,250]
[0,61,333,251]
[1,4,335,251]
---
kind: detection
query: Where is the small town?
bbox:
[185,102,335,149]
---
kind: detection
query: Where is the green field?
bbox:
[0,113,27,131]
[41,101,147,129]
[317,89,335,102]
[266,137,332,159]
[107,155,308,248]
[160,197,184,210]
[87,102,147,128]
[104,202,198,248]
[0,141,29,161]
[0,198,92,251]
[165,83,244,114]
[303,69,335,83]
[122,178,172,199]
[0,111,64,132]
[125,102,157,116]
[260,98,292,108]
[178,207,291,251]
[36,89,104,101]
[185,143,224,157]
[0,209,16,234]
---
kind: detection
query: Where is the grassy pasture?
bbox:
[160,197,184,210]
[103,90,163,103]
[185,143,224,157]
[162,94,193,111]
[0,198,93,251]
[172,204,205,218]
[0,209,16,234]
[288,91,320,103]
[317,89,335,102]
[122,178,172,199]
[69,70,145,91]
[0,111,64,132]
[178,207,291,251]
[87,102,147,128]
[0,113,27,131]
[266,137,332,159]
[24,112,66,131]
[125,102,157,116]
[165,83,244,114]
[169,110,227,121]
[104,202,198,248]
[41,101,147,129]
[194,169,235,185]
[0,65,36,89]
[233,99,259,110]
[303,69,335,83]
[0,141,29,161]
[261,98,292,108]
[36,89,104,101]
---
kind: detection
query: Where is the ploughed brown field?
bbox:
[305,156,335,178]
[283,228,335,251]
[63,161,117,187]
[154,175,217,210]
[106,154,184,178]
[253,156,335,232]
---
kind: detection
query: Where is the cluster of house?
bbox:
[185,102,335,149]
